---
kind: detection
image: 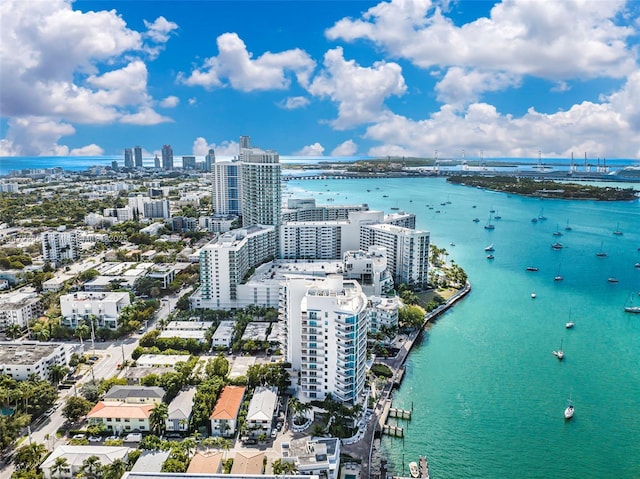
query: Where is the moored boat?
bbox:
[564,397,574,420]
[526,266,539,272]
[409,461,420,478]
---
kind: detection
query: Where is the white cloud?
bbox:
[551,81,571,93]
[331,139,358,157]
[159,96,180,108]
[363,71,640,159]
[144,16,178,44]
[0,0,175,155]
[120,107,173,126]
[188,98,197,106]
[70,144,104,156]
[192,137,240,157]
[279,96,310,110]
[143,16,178,58]
[307,47,406,129]
[435,67,521,109]
[327,0,636,81]
[1,117,75,156]
[294,143,325,156]
[181,32,316,91]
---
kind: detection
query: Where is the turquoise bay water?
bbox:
[286,177,640,479]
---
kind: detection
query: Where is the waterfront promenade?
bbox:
[342,282,471,479]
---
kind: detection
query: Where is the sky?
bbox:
[1,0,640,160]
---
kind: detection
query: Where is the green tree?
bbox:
[80,455,103,479]
[6,323,23,340]
[149,403,169,437]
[62,396,92,422]
[13,442,47,471]
[398,304,426,328]
[103,458,126,479]
[50,456,69,479]
[48,364,69,386]
[272,458,297,475]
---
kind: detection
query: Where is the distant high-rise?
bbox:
[162,145,173,170]
[134,146,143,167]
[124,148,133,168]
[182,156,196,170]
[204,149,215,172]
[154,155,160,169]
[239,135,251,151]
[111,160,119,171]
[240,146,281,227]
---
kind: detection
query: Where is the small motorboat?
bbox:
[566,321,575,329]
[526,267,539,272]
[487,254,495,260]
[551,242,563,250]
[409,461,420,478]
[564,396,574,420]
[485,244,495,252]
[531,292,537,299]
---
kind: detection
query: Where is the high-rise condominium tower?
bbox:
[161,145,174,170]
[134,146,143,167]
[239,146,281,227]
[124,148,133,168]
[283,275,369,404]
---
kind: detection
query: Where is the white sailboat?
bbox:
[595,241,607,258]
[565,309,574,329]
[624,293,640,314]
[484,213,495,230]
[552,339,564,360]
[564,395,574,420]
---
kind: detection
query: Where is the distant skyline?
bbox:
[1,0,640,160]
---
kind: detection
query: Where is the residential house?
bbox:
[210,385,245,438]
[166,388,197,434]
[245,386,277,440]
[103,386,165,404]
[229,452,264,475]
[86,402,154,434]
[281,436,341,479]
[186,452,223,474]
[40,445,131,479]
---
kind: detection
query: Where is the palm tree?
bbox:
[149,402,169,437]
[103,458,126,479]
[75,324,90,345]
[272,458,298,475]
[49,364,69,385]
[6,323,23,340]
[14,442,47,471]
[50,456,69,479]
[80,455,103,479]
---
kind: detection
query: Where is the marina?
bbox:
[288,175,640,479]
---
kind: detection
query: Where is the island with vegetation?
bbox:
[447,175,638,201]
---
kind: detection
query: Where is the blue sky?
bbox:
[1,0,640,159]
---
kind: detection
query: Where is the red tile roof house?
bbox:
[209,385,245,437]
[87,401,154,435]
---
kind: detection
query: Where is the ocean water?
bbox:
[286,177,640,479]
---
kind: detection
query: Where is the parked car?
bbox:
[87,436,102,442]
[72,434,85,440]
[124,432,142,442]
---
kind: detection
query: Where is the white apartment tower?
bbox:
[360,224,430,289]
[283,275,368,404]
[239,147,281,227]
[198,225,276,309]
[211,161,241,215]
[42,231,80,265]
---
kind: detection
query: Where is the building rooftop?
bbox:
[168,388,197,419]
[130,450,170,473]
[247,386,278,422]
[229,451,264,475]
[210,386,246,420]
[104,385,165,401]
[41,445,131,471]
[87,402,154,419]
[0,342,66,365]
[186,451,223,474]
